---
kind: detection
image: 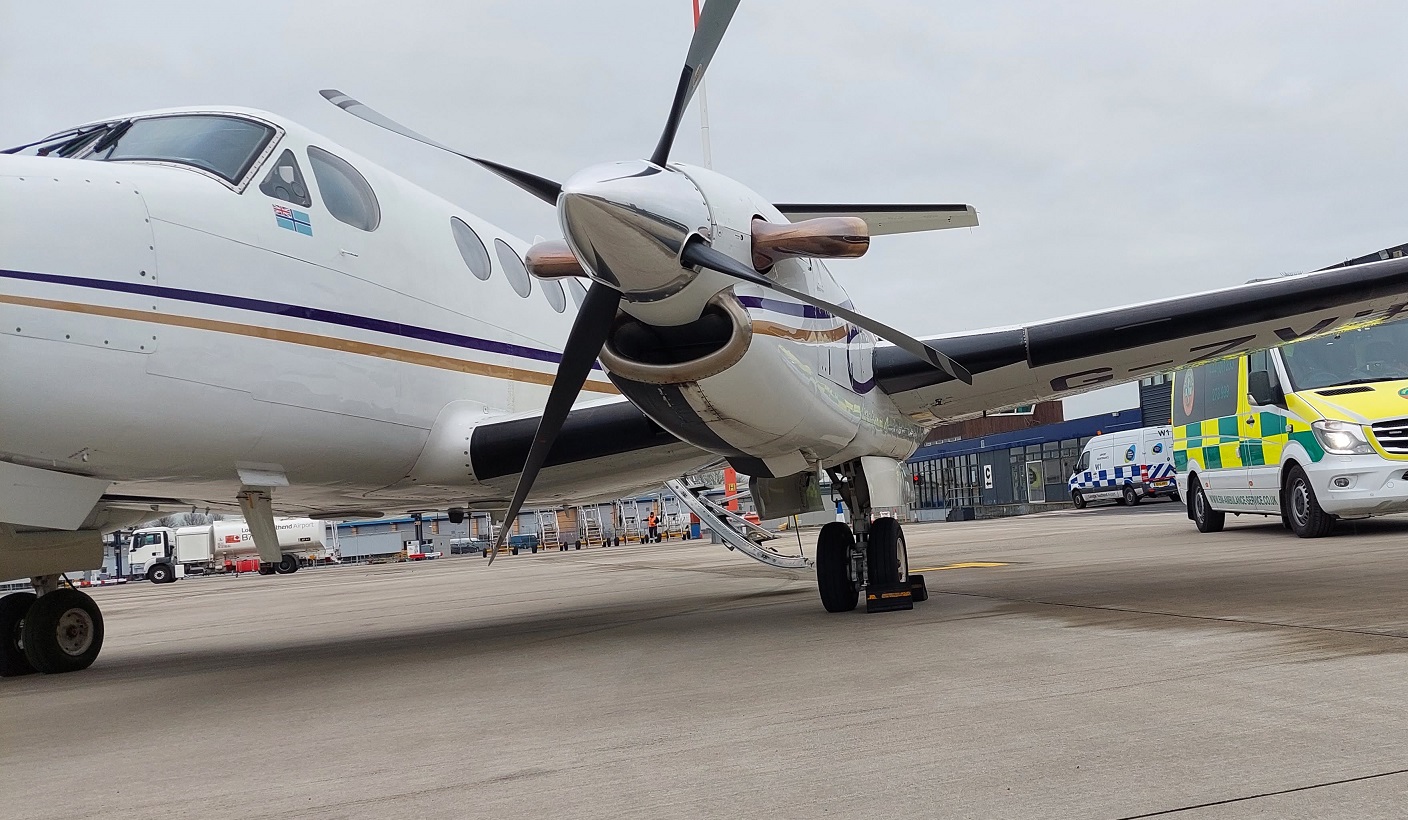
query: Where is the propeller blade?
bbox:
[680,241,973,385]
[487,283,623,565]
[320,89,563,206]
[649,0,741,167]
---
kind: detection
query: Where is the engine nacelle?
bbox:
[600,164,925,477]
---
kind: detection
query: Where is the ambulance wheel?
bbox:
[0,592,37,677]
[1071,490,1086,509]
[816,522,859,613]
[146,563,174,584]
[1190,479,1225,533]
[867,517,906,587]
[22,588,103,674]
[1122,485,1141,506]
[275,554,299,574]
[1285,465,1335,538]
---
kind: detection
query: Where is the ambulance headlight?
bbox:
[1312,420,1375,455]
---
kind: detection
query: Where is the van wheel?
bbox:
[1122,485,1141,506]
[1191,479,1225,533]
[1285,465,1335,538]
[1071,490,1086,509]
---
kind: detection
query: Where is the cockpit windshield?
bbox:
[1281,320,1408,391]
[4,114,275,186]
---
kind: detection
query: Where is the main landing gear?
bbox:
[0,575,104,677]
[820,462,928,614]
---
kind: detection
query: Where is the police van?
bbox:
[1173,319,1408,537]
[1068,426,1178,508]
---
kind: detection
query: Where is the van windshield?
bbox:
[1281,321,1408,391]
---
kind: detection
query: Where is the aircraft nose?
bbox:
[558,160,711,301]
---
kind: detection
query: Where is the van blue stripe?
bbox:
[0,268,571,365]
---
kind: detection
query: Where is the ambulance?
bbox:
[1067,426,1178,508]
[1173,320,1408,537]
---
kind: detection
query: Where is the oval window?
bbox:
[541,278,566,313]
[307,145,380,231]
[450,217,492,280]
[494,239,531,298]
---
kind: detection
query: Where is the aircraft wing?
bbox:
[398,399,720,508]
[876,255,1408,425]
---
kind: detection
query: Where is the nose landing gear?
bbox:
[822,461,927,615]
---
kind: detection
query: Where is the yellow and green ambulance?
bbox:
[1173,320,1408,537]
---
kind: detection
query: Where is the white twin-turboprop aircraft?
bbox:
[5,0,1408,676]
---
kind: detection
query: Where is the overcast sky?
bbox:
[5,1,1406,416]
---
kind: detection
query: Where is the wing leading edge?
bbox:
[876,254,1408,425]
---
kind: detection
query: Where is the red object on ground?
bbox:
[234,558,260,573]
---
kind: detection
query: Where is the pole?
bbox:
[693,0,714,169]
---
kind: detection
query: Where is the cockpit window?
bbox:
[307,146,380,231]
[259,149,312,207]
[83,115,275,184]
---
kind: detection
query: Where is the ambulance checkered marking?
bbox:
[1069,464,1168,491]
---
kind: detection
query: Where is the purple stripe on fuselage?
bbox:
[736,295,853,321]
[0,268,578,366]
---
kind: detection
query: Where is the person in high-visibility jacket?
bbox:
[647,511,659,543]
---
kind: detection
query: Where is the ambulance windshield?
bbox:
[1281,321,1408,391]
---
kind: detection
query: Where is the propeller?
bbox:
[486,282,621,565]
[318,90,562,206]
[325,0,971,557]
[680,239,973,384]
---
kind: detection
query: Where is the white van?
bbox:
[1067,426,1177,508]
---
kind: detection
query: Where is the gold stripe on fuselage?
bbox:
[0,293,620,394]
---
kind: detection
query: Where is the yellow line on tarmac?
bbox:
[910,562,1009,572]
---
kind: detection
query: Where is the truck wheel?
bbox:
[0,592,37,677]
[21,588,103,674]
[1190,479,1225,533]
[1285,465,1335,538]
[275,554,299,574]
[1122,485,1141,506]
[258,564,276,575]
[1071,490,1086,509]
[147,563,173,584]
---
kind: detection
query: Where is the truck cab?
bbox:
[127,527,183,583]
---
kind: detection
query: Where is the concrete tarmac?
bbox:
[4,503,1408,819]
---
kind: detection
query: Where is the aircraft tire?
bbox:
[0,592,37,677]
[1123,485,1141,506]
[22,588,103,675]
[816,522,858,613]
[866,517,905,587]
[1285,465,1335,538]
[1191,478,1225,533]
[275,554,299,574]
[1071,490,1086,509]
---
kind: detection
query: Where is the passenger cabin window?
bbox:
[450,217,492,280]
[259,149,312,207]
[83,115,274,185]
[307,146,380,231]
[494,239,532,298]
[541,278,567,313]
[566,279,587,308]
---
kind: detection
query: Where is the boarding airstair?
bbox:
[537,510,561,551]
[663,480,813,570]
[617,500,645,543]
[579,506,606,547]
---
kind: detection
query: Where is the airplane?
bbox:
[5,0,1408,678]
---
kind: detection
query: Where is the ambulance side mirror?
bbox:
[1247,371,1284,407]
